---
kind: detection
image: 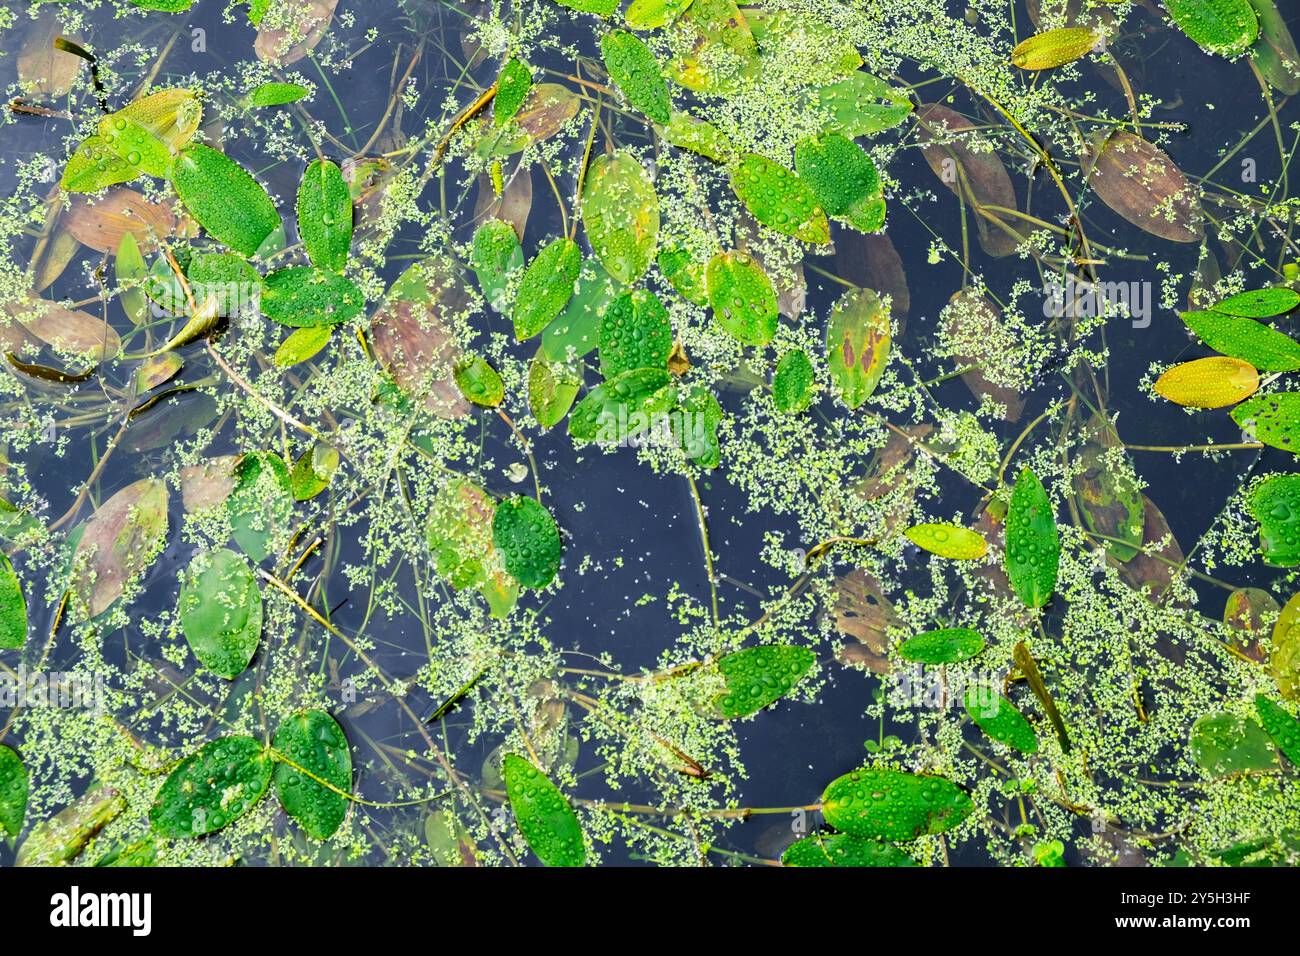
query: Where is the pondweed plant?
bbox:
[0,0,1295,868]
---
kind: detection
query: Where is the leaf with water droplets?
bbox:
[178,547,262,679]
[965,688,1038,753]
[662,113,733,161]
[601,30,672,124]
[713,645,814,718]
[274,325,333,367]
[245,81,310,108]
[515,238,582,340]
[471,219,523,313]
[706,251,777,346]
[494,58,532,127]
[569,367,677,443]
[454,355,506,408]
[150,736,272,838]
[599,290,672,378]
[173,144,280,257]
[821,768,974,841]
[1181,310,1300,371]
[897,627,985,664]
[1189,712,1276,777]
[528,356,582,429]
[1274,593,1300,701]
[781,833,914,867]
[1232,393,1300,453]
[1249,473,1300,565]
[1005,468,1059,609]
[1255,695,1300,766]
[261,266,365,327]
[582,152,659,285]
[0,746,27,839]
[905,523,987,560]
[826,287,890,408]
[493,496,562,590]
[1166,0,1259,55]
[730,152,828,244]
[814,71,912,137]
[502,753,585,866]
[0,553,27,650]
[1154,356,1259,408]
[97,113,173,179]
[290,443,339,501]
[625,0,696,29]
[273,709,352,839]
[794,132,885,233]
[1009,27,1098,70]
[772,349,815,414]
[1212,287,1299,318]
[296,159,353,273]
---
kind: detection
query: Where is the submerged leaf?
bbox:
[71,478,169,618]
[1273,592,1300,700]
[1083,130,1203,244]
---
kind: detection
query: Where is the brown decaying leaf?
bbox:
[372,300,469,419]
[473,163,533,242]
[916,103,1025,258]
[255,0,339,65]
[1116,494,1185,606]
[1081,130,1203,243]
[181,456,240,514]
[4,298,120,360]
[17,13,83,98]
[831,568,899,672]
[64,189,176,255]
[1223,587,1276,663]
[511,84,581,145]
[71,478,169,618]
[941,290,1025,421]
[835,231,909,334]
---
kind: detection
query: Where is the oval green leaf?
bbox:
[172,144,280,258]
[502,753,585,867]
[821,768,974,841]
[897,627,985,665]
[150,736,272,838]
[178,547,262,679]
[492,496,562,589]
[1005,468,1059,608]
[714,644,815,718]
[273,709,352,839]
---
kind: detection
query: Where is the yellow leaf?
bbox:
[904,523,988,560]
[1153,356,1259,408]
[1010,27,1099,71]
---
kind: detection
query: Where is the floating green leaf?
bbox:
[1189,712,1277,777]
[730,152,829,244]
[965,688,1038,753]
[821,768,974,841]
[1232,393,1300,452]
[662,113,732,161]
[569,367,677,443]
[714,645,815,717]
[454,355,506,408]
[1181,310,1300,371]
[601,30,671,124]
[794,132,885,233]
[515,238,582,340]
[98,113,172,178]
[781,833,915,867]
[897,627,985,664]
[178,548,262,679]
[904,523,988,560]
[706,251,777,346]
[245,81,310,107]
[261,266,365,327]
[772,349,815,414]
[502,753,585,867]
[814,71,912,137]
[1274,593,1300,701]
[172,144,280,258]
[658,246,709,306]
[471,219,523,313]
[494,58,532,127]
[1212,287,1300,318]
[1005,468,1059,608]
[274,325,333,366]
[675,384,723,468]
[150,736,272,837]
[625,0,696,29]
[296,159,353,273]
[492,496,562,589]
[1166,0,1260,56]
[582,152,659,285]
[61,136,136,193]
[0,553,27,649]
[826,287,890,408]
[529,356,582,429]
[0,746,26,839]
[552,0,618,13]
[1255,695,1300,766]
[288,443,337,502]
[273,709,352,839]
[599,290,673,378]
